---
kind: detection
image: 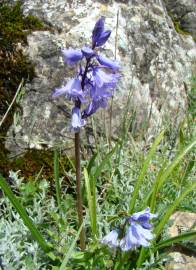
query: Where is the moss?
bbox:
[0,148,72,181]
[0,1,45,48]
[0,1,53,178]
[168,11,191,37]
[0,0,46,109]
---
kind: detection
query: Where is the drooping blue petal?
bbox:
[52,78,86,103]
[62,48,83,65]
[141,222,152,230]
[120,224,139,251]
[71,107,86,132]
[101,230,119,249]
[129,208,157,229]
[131,208,157,221]
[52,79,77,98]
[82,96,108,118]
[92,17,105,48]
[97,54,120,71]
[93,67,119,89]
[93,86,113,98]
[52,85,68,98]
[82,46,95,58]
[96,30,111,47]
[120,223,154,252]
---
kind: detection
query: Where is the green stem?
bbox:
[75,132,86,250]
[54,149,61,211]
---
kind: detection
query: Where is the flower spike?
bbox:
[53,17,120,132]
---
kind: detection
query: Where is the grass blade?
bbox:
[155,230,196,250]
[0,79,24,128]
[93,142,119,180]
[84,168,97,236]
[137,140,196,267]
[157,139,196,191]
[149,161,168,212]
[150,139,196,212]
[87,152,98,174]
[59,222,84,270]
[136,247,146,268]
[155,182,196,237]
[129,130,164,214]
[0,174,51,253]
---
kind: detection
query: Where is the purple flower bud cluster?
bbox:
[52,17,120,132]
[101,208,157,251]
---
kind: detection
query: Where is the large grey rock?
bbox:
[166,252,196,270]
[164,0,196,40]
[6,0,196,155]
[166,212,196,270]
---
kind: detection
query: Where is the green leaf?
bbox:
[0,174,51,253]
[155,230,196,250]
[180,157,195,184]
[129,130,165,214]
[155,182,196,237]
[136,247,147,268]
[59,222,84,270]
[149,161,167,212]
[138,183,196,267]
[150,139,196,212]
[84,168,97,236]
[93,142,119,180]
[87,152,98,174]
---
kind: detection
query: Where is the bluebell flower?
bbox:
[101,230,119,249]
[97,54,120,71]
[91,85,113,98]
[120,222,154,251]
[129,208,157,230]
[96,30,111,47]
[92,68,119,89]
[71,107,86,132]
[101,208,157,252]
[119,208,157,252]
[53,17,120,132]
[92,17,104,46]
[62,48,83,65]
[82,96,108,118]
[52,78,86,103]
[81,46,95,58]
[92,17,111,48]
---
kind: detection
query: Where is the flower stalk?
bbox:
[75,131,86,250]
[52,17,120,251]
[54,149,61,212]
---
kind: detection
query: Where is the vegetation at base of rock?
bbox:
[0,74,194,268]
[187,76,196,120]
[0,1,48,178]
[0,119,195,269]
[0,148,73,181]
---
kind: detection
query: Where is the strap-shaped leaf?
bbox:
[0,174,51,253]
